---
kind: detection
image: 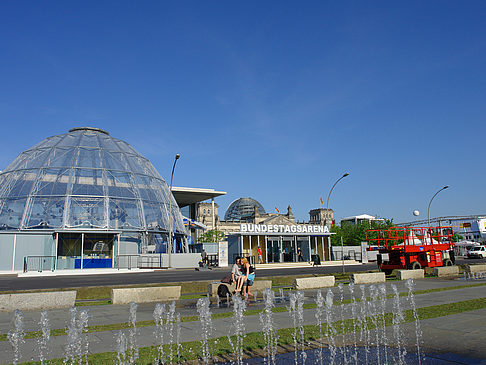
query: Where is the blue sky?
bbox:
[1,1,485,223]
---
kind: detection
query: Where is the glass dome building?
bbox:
[0,127,187,271]
[224,197,266,221]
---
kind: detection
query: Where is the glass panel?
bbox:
[0,198,27,229]
[78,133,101,148]
[82,233,114,268]
[106,171,136,198]
[97,134,121,152]
[76,148,102,168]
[56,133,80,148]
[67,197,106,228]
[24,148,51,169]
[36,168,71,196]
[134,175,158,202]
[71,168,104,196]
[109,198,142,229]
[143,201,168,230]
[4,170,36,198]
[45,147,75,168]
[102,150,131,172]
[57,233,81,270]
[24,196,64,228]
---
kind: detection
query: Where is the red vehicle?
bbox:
[365,226,455,275]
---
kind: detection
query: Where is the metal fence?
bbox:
[116,254,140,270]
[23,256,56,273]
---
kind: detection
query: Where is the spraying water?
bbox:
[127,302,139,364]
[406,279,423,365]
[358,285,369,365]
[230,294,247,365]
[259,288,279,365]
[325,288,337,365]
[153,303,166,364]
[196,296,213,364]
[338,283,348,364]
[315,289,325,365]
[378,284,389,365]
[64,307,89,365]
[37,310,50,364]
[348,283,358,365]
[369,285,381,365]
[391,284,407,365]
[115,330,127,365]
[8,309,25,365]
[166,301,176,363]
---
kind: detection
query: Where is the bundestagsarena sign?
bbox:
[240,223,329,234]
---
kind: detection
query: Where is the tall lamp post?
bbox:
[427,185,449,227]
[326,173,350,273]
[168,153,181,268]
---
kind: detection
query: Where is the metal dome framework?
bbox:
[0,127,186,235]
[224,197,266,221]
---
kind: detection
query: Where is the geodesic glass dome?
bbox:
[0,127,186,234]
[224,197,266,221]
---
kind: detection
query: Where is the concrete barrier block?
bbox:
[0,291,76,312]
[465,264,486,273]
[396,269,424,280]
[293,276,335,290]
[351,272,386,284]
[432,266,459,277]
[111,286,181,305]
[208,280,272,297]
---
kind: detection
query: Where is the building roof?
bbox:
[171,186,226,207]
[341,214,382,221]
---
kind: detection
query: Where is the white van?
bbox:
[467,245,486,259]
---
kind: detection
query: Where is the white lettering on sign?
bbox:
[239,224,329,234]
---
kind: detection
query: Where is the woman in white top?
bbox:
[231,257,242,284]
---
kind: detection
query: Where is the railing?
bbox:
[116,255,140,270]
[138,255,164,269]
[23,256,56,273]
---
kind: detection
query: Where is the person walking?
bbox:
[258,246,263,264]
[297,247,304,262]
[201,249,208,268]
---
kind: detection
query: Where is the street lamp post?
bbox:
[326,173,350,273]
[427,185,449,227]
[168,154,181,268]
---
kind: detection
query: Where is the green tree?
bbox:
[330,218,394,246]
[197,229,225,243]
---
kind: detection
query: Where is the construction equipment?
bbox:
[365,226,455,275]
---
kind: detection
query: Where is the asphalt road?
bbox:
[0,257,483,292]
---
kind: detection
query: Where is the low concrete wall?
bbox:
[293,276,335,290]
[111,286,181,305]
[351,272,386,284]
[433,266,459,277]
[0,291,76,312]
[208,280,272,298]
[465,264,486,273]
[396,269,424,280]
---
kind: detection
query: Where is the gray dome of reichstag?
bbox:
[224,197,266,221]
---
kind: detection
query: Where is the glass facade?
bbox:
[224,197,266,221]
[0,127,186,234]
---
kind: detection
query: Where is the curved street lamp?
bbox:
[326,172,350,227]
[168,153,181,268]
[326,172,350,273]
[427,185,449,227]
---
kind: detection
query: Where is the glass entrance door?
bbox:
[266,238,280,263]
[282,238,295,262]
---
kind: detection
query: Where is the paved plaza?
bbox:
[1,277,485,364]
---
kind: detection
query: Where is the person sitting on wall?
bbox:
[231,256,242,284]
[235,258,255,294]
[242,265,256,299]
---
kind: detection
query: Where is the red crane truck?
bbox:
[365,226,455,275]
